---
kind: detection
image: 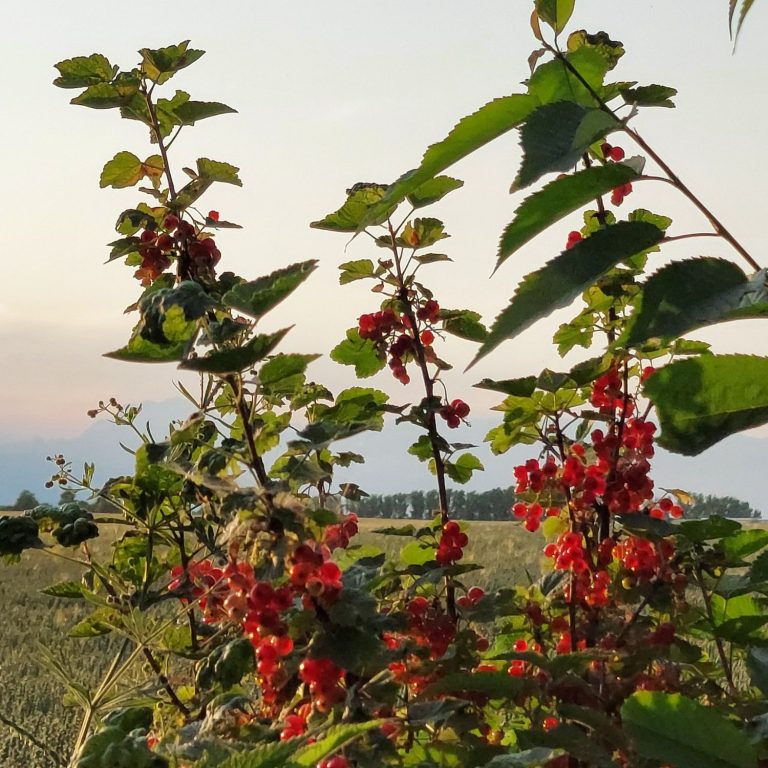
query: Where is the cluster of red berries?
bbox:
[591,367,633,416]
[289,543,343,602]
[323,513,359,551]
[438,398,470,428]
[511,500,560,532]
[357,300,441,386]
[592,419,656,514]
[134,212,221,285]
[435,520,468,565]
[456,585,485,610]
[513,457,559,494]
[402,596,457,659]
[614,535,675,582]
[298,657,347,712]
[600,142,625,162]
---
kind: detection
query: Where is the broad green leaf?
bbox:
[441,308,488,342]
[496,164,638,271]
[621,84,678,108]
[535,0,575,33]
[527,47,610,106]
[475,221,663,363]
[174,100,237,125]
[621,260,768,348]
[70,81,137,109]
[645,354,768,455]
[311,185,393,232]
[511,102,618,191]
[197,157,242,186]
[139,41,205,85]
[179,328,290,374]
[398,218,448,249]
[476,375,537,397]
[406,175,464,208]
[292,721,386,767]
[677,516,741,543]
[105,335,187,363]
[361,95,538,227]
[53,54,116,88]
[297,388,389,446]
[445,453,484,484]
[330,328,386,378]
[621,691,758,768]
[720,529,768,564]
[106,236,141,262]
[223,260,317,319]
[338,259,375,284]
[408,435,435,462]
[259,353,319,396]
[100,151,162,189]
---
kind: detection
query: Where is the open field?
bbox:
[0,519,543,767]
[6,516,759,766]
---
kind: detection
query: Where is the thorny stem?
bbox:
[387,220,456,619]
[549,46,762,273]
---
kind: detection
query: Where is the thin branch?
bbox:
[0,712,66,767]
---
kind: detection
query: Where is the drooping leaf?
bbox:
[69,81,139,109]
[179,328,290,374]
[526,47,610,106]
[441,308,488,342]
[511,102,618,191]
[139,41,205,85]
[621,691,758,768]
[406,176,464,208]
[223,260,317,319]
[41,581,87,599]
[475,221,663,363]
[535,0,575,33]
[620,84,677,108]
[99,151,164,189]
[311,185,393,232]
[53,54,116,88]
[338,259,375,284]
[496,164,638,270]
[644,354,768,455]
[104,335,187,363]
[196,157,242,186]
[174,100,237,125]
[620,259,768,347]
[361,95,538,227]
[330,328,386,378]
[444,453,484,484]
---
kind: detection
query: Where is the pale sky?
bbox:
[2,1,767,442]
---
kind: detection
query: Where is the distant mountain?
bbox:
[1,398,764,515]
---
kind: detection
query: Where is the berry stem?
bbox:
[386,220,456,619]
[548,46,761,273]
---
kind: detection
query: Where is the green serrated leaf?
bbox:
[621,260,768,348]
[196,157,242,186]
[535,0,575,33]
[512,102,618,191]
[621,691,758,768]
[311,185,393,232]
[621,84,678,108]
[99,151,143,189]
[645,354,768,455]
[180,328,290,374]
[445,453,484,484]
[406,175,464,208]
[475,221,663,364]
[330,328,386,378]
[418,670,527,701]
[41,581,87,599]
[174,100,237,125]
[441,308,488,342]
[53,53,116,88]
[259,353,319,396]
[139,41,205,85]
[292,721,385,767]
[338,259,375,284]
[527,47,609,106]
[105,335,187,363]
[497,164,638,271]
[223,260,317,319]
[361,95,538,227]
